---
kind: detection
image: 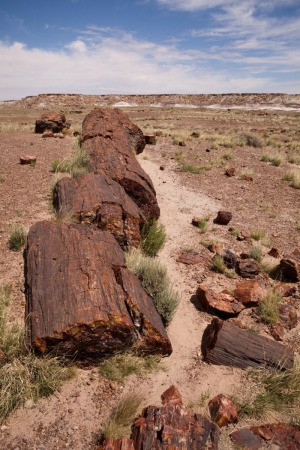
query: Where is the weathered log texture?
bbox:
[81,108,160,220]
[201,318,294,370]
[24,221,172,360]
[131,386,220,449]
[279,248,300,282]
[53,172,145,248]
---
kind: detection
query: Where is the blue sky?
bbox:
[0,0,300,99]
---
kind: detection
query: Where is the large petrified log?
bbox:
[24,221,172,360]
[53,172,145,248]
[130,385,220,449]
[81,108,160,219]
[201,318,294,370]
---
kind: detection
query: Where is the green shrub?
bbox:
[126,250,179,325]
[98,353,162,383]
[258,290,281,324]
[8,226,27,251]
[140,220,166,256]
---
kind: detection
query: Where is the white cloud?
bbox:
[157,0,233,11]
[0,28,298,100]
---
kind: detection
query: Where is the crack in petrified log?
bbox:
[81,108,160,219]
[24,221,172,361]
[53,172,145,248]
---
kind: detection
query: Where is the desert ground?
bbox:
[0,94,299,449]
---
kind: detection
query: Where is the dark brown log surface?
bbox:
[24,221,172,360]
[81,108,160,219]
[201,318,294,370]
[53,172,145,248]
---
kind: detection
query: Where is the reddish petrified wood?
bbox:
[279,248,300,282]
[176,251,206,265]
[234,280,265,306]
[201,318,294,370]
[24,221,172,360]
[53,172,145,248]
[237,258,260,279]
[20,156,36,165]
[35,112,70,134]
[81,108,159,219]
[100,438,134,450]
[196,285,244,316]
[131,386,220,449]
[214,211,232,225]
[208,394,238,427]
[231,423,300,450]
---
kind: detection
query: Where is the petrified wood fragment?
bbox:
[100,438,134,450]
[279,248,300,282]
[35,112,70,134]
[81,108,160,219]
[234,280,265,306]
[208,394,238,428]
[24,221,172,360]
[131,385,220,449]
[53,172,145,248]
[196,285,244,316]
[201,318,294,370]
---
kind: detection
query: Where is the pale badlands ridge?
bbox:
[3,92,300,111]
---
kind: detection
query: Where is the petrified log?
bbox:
[24,221,172,360]
[131,386,220,449]
[279,248,300,282]
[214,211,232,225]
[237,258,260,279]
[53,172,145,248]
[35,112,70,134]
[196,285,244,316]
[81,108,159,220]
[230,423,300,450]
[201,318,294,370]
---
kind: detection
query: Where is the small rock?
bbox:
[225,167,235,177]
[214,211,232,225]
[241,175,253,181]
[20,156,37,165]
[73,130,81,137]
[230,428,264,449]
[24,399,35,409]
[161,385,182,405]
[209,394,238,427]
[237,259,260,279]
[144,134,157,145]
[177,251,205,265]
[159,165,165,171]
[268,247,280,258]
[54,133,65,139]
[191,132,199,138]
[234,280,265,306]
[196,284,244,316]
[178,141,186,147]
[223,250,237,269]
[270,323,285,341]
[42,131,55,138]
[279,248,300,282]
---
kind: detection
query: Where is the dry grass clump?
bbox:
[126,249,179,325]
[102,392,143,439]
[51,141,90,178]
[195,216,210,234]
[249,246,263,262]
[288,153,300,166]
[98,353,162,383]
[250,229,266,241]
[240,133,262,148]
[261,151,285,166]
[8,225,27,252]
[283,169,300,189]
[140,219,166,256]
[257,290,281,324]
[0,284,75,423]
[238,360,300,420]
[211,254,227,274]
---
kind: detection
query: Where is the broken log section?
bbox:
[201,318,294,370]
[25,221,172,360]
